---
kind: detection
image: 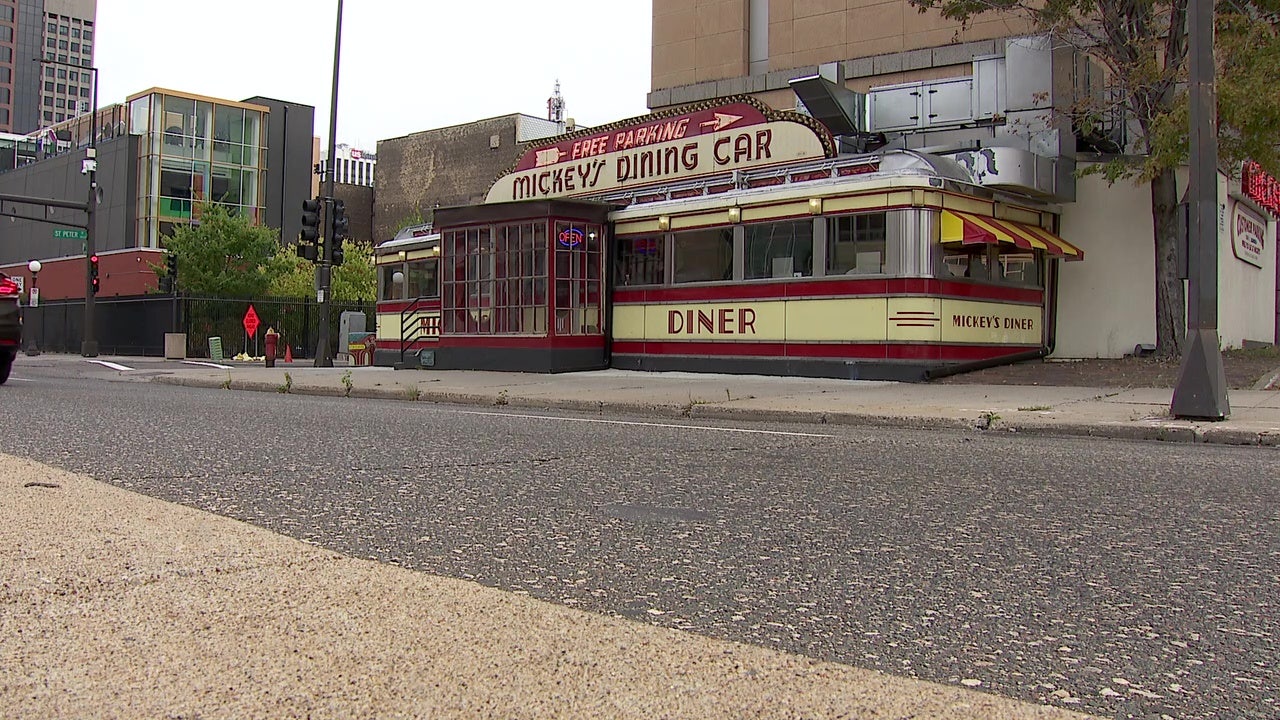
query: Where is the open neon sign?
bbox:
[558,228,585,248]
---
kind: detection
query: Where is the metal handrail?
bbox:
[398,296,431,364]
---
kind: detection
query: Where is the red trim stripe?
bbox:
[614,278,1041,304]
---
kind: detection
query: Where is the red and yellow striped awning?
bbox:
[941,210,1084,261]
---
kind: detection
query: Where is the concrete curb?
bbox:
[154,375,1280,447]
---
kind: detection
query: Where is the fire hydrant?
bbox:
[264,327,279,368]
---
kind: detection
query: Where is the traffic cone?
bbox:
[284,344,293,363]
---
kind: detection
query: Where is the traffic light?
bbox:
[161,253,178,293]
[328,199,349,267]
[298,198,321,262]
[89,254,100,295]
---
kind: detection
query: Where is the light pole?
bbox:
[1170,0,1229,419]
[25,260,41,356]
[37,58,98,357]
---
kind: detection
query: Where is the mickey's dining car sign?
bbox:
[485,97,835,203]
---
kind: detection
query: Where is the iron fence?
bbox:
[21,294,374,359]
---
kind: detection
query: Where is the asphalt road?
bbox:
[2,359,1277,720]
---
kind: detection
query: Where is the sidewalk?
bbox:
[155,362,1280,446]
[2,455,1101,719]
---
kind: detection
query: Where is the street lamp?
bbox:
[36,57,98,357]
[25,260,41,356]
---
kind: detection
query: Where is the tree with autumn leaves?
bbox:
[908,0,1280,356]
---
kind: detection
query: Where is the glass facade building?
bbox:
[128,89,268,249]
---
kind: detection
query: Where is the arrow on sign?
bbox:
[699,113,743,132]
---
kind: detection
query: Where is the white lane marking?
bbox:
[88,360,134,372]
[7,377,35,382]
[449,409,835,438]
[182,360,234,370]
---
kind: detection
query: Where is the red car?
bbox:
[0,272,20,384]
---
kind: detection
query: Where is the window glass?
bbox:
[673,228,733,283]
[615,236,664,286]
[406,258,438,298]
[997,251,1041,286]
[379,264,404,301]
[827,213,887,275]
[745,220,813,279]
[553,221,604,335]
[942,248,991,280]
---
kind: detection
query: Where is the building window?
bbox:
[58,39,67,50]
[0,88,8,104]
[55,98,64,108]
[673,228,734,283]
[80,87,88,97]
[43,96,52,106]
[47,21,55,32]
[71,28,79,38]
[56,68,65,79]
[745,220,814,279]
[70,42,79,52]
[0,67,10,83]
[70,71,78,81]
[553,221,603,335]
[0,46,10,63]
[46,37,55,48]
[43,111,53,122]
[827,213,887,275]
[59,24,68,35]
[615,236,665,286]
[44,81,53,92]
[0,24,11,42]
[83,29,92,39]
[997,251,1041,286]
[56,113,64,122]
[56,83,65,93]
[443,222,551,335]
[45,67,54,78]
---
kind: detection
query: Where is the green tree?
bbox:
[157,203,286,298]
[267,240,376,301]
[907,0,1280,356]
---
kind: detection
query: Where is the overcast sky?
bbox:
[94,1,653,151]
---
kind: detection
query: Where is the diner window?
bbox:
[406,258,438,298]
[554,221,604,335]
[673,227,734,283]
[615,235,664,286]
[442,222,549,335]
[745,220,814,279]
[942,247,993,280]
[997,251,1041,286]
[827,213,887,275]
[378,264,404,301]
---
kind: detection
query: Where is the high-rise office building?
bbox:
[0,0,96,135]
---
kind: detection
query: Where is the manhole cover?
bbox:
[601,503,710,523]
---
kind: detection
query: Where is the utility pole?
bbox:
[314,0,344,368]
[1171,0,1230,419]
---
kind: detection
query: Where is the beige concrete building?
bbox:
[649,0,1031,112]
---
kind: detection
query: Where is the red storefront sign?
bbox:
[1242,160,1280,216]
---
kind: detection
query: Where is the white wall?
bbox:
[1057,167,1277,358]
[1056,171,1157,358]
[1218,184,1277,347]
